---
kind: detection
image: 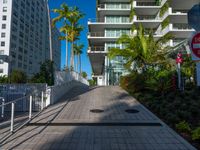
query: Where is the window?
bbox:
[0,60,3,64]
[3,0,7,4]
[2,15,7,21]
[0,50,4,55]
[1,33,5,38]
[3,7,7,12]
[2,24,6,29]
[1,42,5,46]
[0,69,3,73]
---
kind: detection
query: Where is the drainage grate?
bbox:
[125,109,139,114]
[90,109,104,113]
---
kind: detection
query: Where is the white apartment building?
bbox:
[88,0,198,86]
[0,0,61,77]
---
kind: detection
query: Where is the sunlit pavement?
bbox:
[0,86,196,150]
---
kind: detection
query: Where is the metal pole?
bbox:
[29,95,32,119]
[178,63,181,89]
[41,91,44,110]
[1,98,5,118]
[10,102,15,132]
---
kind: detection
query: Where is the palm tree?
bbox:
[67,7,84,70]
[74,44,84,73]
[52,3,71,69]
[108,24,173,72]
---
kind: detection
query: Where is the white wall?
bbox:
[0,0,13,75]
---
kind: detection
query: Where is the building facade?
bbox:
[88,0,198,86]
[52,27,61,71]
[0,0,61,77]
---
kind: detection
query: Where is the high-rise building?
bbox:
[88,0,198,86]
[0,0,61,77]
[52,27,61,71]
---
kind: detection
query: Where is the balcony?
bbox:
[98,4,131,10]
[88,46,105,51]
[97,4,131,17]
[88,32,131,38]
[134,15,162,28]
[161,24,195,38]
[88,18,131,24]
[173,24,193,30]
[136,2,160,6]
[133,1,161,15]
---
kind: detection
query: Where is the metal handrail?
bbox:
[0,88,46,133]
[0,86,46,107]
[0,95,29,107]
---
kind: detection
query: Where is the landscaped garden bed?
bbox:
[130,88,200,149]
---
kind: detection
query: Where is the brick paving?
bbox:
[0,86,197,150]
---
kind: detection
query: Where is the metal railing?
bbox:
[0,88,46,134]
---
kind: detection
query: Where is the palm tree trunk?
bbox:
[77,54,80,73]
[76,55,78,72]
[79,54,81,73]
[70,25,74,70]
[66,35,68,69]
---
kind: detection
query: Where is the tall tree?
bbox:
[52,3,71,69]
[52,4,84,70]
[74,43,84,73]
[67,7,84,70]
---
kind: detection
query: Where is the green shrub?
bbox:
[120,72,146,93]
[176,121,191,133]
[192,127,200,140]
[10,70,27,83]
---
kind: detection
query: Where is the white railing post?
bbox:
[1,98,5,118]
[41,91,44,110]
[10,102,15,132]
[29,95,32,119]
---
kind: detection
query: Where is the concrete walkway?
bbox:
[0,86,196,150]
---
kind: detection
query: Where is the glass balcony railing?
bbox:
[88,32,105,37]
[173,24,193,30]
[98,4,131,10]
[89,46,105,51]
[88,18,131,23]
[172,9,188,14]
[137,16,160,20]
[88,32,131,37]
[136,2,160,6]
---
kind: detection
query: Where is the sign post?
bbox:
[176,53,183,90]
[190,33,200,86]
[188,4,200,87]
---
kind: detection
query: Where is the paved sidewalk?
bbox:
[0,86,196,150]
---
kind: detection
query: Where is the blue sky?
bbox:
[49,0,96,79]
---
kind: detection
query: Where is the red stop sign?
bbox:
[191,32,200,58]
